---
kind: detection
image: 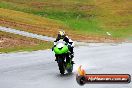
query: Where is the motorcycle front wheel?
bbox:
[57,58,65,74]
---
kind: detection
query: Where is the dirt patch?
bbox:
[0,37,37,49]
[0,30,48,49]
[30,1,96,11]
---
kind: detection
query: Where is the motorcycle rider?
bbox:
[53,30,74,62]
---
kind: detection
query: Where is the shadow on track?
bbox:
[56,72,75,78]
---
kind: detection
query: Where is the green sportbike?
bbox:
[53,41,74,75]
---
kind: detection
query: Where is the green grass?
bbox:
[63,18,106,35]
[0,0,132,38]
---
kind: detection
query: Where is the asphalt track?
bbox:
[0,26,132,88]
[0,43,132,88]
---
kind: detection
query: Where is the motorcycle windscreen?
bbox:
[53,45,69,54]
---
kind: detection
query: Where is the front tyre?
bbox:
[57,58,65,74]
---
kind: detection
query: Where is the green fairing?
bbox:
[53,45,69,54]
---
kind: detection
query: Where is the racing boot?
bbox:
[70,52,74,59]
